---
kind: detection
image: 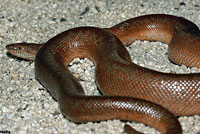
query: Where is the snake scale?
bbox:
[6,14,200,134]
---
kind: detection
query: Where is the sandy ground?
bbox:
[1,0,200,134]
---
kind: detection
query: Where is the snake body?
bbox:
[6,14,200,134]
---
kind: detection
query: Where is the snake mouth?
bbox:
[6,44,23,57]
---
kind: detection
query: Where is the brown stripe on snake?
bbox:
[6,14,200,134]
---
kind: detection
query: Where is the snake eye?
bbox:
[18,47,23,50]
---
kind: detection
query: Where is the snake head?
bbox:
[6,43,42,61]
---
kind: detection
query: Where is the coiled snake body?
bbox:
[6,14,200,134]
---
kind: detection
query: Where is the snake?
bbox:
[6,14,200,134]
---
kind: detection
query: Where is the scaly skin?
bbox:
[6,14,200,134]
